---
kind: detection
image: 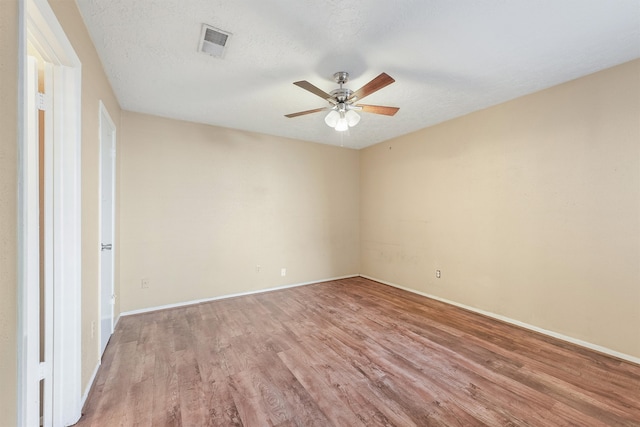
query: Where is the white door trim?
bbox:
[21,53,41,427]
[98,100,116,356]
[19,0,83,425]
[51,62,83,427]
[42,60,55,427]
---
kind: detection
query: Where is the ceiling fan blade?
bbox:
[348,73,395,102]
[284,107,327,118]
[293,81,335,103]
[356,104,400,116]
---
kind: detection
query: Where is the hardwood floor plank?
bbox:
[74,278,640,426]
[230,366,288,425]
[177,347,208,426]
[150,315,181,427]
[122,344,155,426]
[88,340,138,425]
[260,355,333,426]
[280,338,419,426]
[277,349,368,426]
[199,374,243,426]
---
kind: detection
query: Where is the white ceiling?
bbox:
[76,0,640,149]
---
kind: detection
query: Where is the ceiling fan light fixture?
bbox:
[327,105,359,131]
[324,110,340,127]
[345,109,360,127]
[335,114,349,132]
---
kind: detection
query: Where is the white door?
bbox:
[99,102,116,356]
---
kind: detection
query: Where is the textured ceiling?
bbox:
[76,0,640,149]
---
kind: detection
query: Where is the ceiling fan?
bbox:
[285,71,399,131]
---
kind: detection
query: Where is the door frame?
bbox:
[98,100,116,356]
[18,0,82,425]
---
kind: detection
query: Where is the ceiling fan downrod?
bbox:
[331,72,354,103]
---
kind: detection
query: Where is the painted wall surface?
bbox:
[360,59,640,358]
[0,0,19,423]
[47,0,122,390]
[119,112,360,312]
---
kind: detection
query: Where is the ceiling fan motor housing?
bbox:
[330,88,354,103]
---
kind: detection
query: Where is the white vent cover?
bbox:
[198,24,231,58]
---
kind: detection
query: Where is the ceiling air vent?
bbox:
[198,24,231,58]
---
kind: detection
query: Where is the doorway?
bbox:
[19,0,82,425]
[99,101,116,356]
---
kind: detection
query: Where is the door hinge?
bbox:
[37,92,47,111]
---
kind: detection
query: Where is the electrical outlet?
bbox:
[281,268,286,277]
[436,270,441,279]
[141,278,150,288]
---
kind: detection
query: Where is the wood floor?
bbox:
[75,277,640,426]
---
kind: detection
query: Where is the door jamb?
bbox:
[18,0,82,425]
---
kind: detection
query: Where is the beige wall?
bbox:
[360,59,640,358]
[0,0,19,423]
[47,0,122,390]
[119,112,360,312]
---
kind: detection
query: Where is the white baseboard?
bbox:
[120,274,359,317]
[359,275,640,366]
[118,273,639,364]
[81,361,101,409]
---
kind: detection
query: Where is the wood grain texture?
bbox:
[356,104,400,116]
[74,277,640,426]
[349,72,395,101]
